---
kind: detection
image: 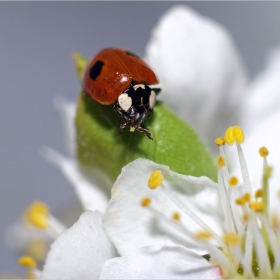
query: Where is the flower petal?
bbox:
[41,148,109,213]
[145,5,247,150]
[103,158,223,256]
[99,240,221,279]
[41,211,117,279]
[54,96,76,156]
[244,49,280,129]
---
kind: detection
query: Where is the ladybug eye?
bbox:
[118,93,132,112]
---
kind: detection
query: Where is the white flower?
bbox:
[40,161,222,279]
[145,5,247,150]
[101,126,280,279]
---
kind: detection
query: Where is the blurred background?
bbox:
[1,1,280,274]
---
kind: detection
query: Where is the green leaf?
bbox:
[74,53,217,183]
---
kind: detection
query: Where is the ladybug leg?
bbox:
[136,126,153,141]
[113,102,130,131]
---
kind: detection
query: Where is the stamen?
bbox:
[233,126,245,144]
[24,201,49,229]
[159,183,225,249]
[258,213,280,274]
[194,231,212,240]
[23,200,66,239]
[224,126,235,146]
[229,176,238,187]
[243,193,251,203]
[148,170,163,190]
[218,156,225,167]
[236,143,252,196]
[235,198,245,206]
[249,219,273,278]
[262,166,272,216]
[242,213,250,222]
[141,197,151,207]
[250,202,264,212]
[215,137,225,146]
[18,256,37,269]
[259,146,269,158]
[224,233,239,245]
[172,212,180,221]
[218,169,236,233]
[254,189,262,199]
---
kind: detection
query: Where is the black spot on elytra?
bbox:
[89,60,104,80]
[125,50,140,59]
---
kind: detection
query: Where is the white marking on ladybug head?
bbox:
[133,84,146,91]
[118,93,132,112]
[149,90,156,108]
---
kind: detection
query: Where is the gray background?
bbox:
[1,1,280,274]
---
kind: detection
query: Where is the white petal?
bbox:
[54,96,76,157]
[99,240,221,279]
[244,49,280,129]
[103,158,223,256]
[41,147,109,213]
[41,211,117,279]
[145,5,247,150]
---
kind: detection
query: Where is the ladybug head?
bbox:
[113,82,160,140]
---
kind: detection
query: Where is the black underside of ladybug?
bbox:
[113,80,160,141]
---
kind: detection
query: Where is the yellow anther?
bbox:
[215,137,225,146]
[18,256,37,269]
[236,197,245,206]
[254,189,262,199]
[148,170,163,190]
[218,156,225,167]
[141,197,151,207]
[259,146,269,158]
[194,231,212,240]
[224,127,235,146]
[233,126,245,144]
[24,201,49,229]
[242,213,250,222]
[224,234,239,245]
[236,193,250,205]
[229,176,238,187]
[243,193,251,203]
[172,212,180,221]
[250,201,264,212]
[224,126,245,145]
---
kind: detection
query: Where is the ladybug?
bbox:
[82,48,160,140]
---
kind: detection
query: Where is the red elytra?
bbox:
[82,48,159,105]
